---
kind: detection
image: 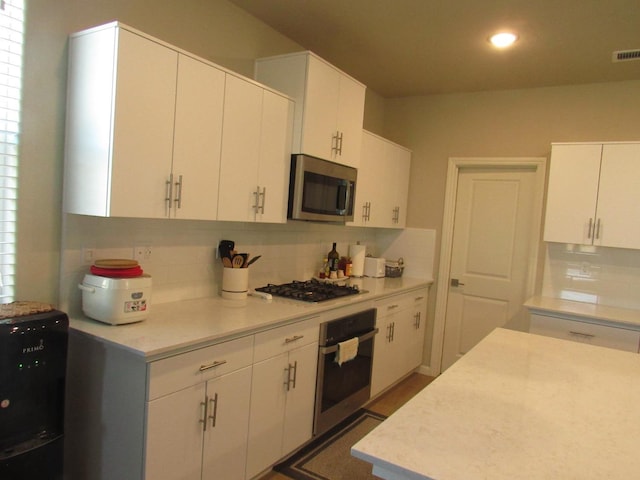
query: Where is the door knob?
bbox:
[450,278,465,287]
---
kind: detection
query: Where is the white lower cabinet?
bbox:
[371,289,428,397]
[529,313,640,353]
[145,336,254,480]
[245,317,320,479]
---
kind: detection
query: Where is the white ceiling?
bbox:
[229,0,640,97]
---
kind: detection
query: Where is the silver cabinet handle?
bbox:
[414,312,421,329]
[165,173,173,213]
[284,334,304,344]
[291,360,298,390]
[198,359,227,372]
[569,331,595,339]
[252,186,261,213]
[200,397,208,432]
[387,304,400,310]
[587,217,593,239]
[174,174,183,209]
[415,296,425,301]
[259,186,266,214]
[595,218,601,240]
[337,131,344,155]
[387,322,396,342]
[331,131,340,155]
[284,361,298,391]
[208,392,218,428]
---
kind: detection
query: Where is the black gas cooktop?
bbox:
[255,279,362,303]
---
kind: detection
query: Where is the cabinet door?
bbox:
[543,144,602,244]
[301,55,340,160]
[387,142,411,228]
[349,131,382,226]
[245,353,288,479]
[335,75,365,168]
[145,383,205,480]
[110,29,178,218]
[202,366,252,480]
[595,144,640,249]
[407,291,428,370]
[282,342,318,455]
[171,54,225,220]
[218,74,262,222]
[256,91,293,223]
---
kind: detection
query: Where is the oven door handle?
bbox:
[319,328,379,354]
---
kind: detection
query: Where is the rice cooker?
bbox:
[79,274,152,325]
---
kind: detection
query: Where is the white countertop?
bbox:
[525,295,640,329]
[70,276,431,360]
[352,328,640,480]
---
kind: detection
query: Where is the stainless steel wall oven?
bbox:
[314,308,377,435]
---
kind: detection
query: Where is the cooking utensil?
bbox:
[218,240,235,261]
[232,255,245,268]
[246,255,261,267]
[222,257,232,268]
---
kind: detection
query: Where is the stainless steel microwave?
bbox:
[288,154,357,223]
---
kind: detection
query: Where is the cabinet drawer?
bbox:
[148,335,254,400]
[529,314,640,353]
[375,292,414,317]
[253,316,319,363]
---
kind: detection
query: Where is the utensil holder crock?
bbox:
[221,267,249,300]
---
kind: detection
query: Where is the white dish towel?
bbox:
[335,337,359,366]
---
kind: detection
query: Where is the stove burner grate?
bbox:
[255,279,361,303]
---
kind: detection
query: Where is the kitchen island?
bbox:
[352,327,640,479]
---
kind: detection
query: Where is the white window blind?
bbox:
[0,0,25,302]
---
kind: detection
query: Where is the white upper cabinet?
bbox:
[64,24,178,218]
[543,142,640,249]
[255,51,366,168]
[217,76,293,223]
[170,54,225,220]
[350,130,411,228]
[63,22,292,222]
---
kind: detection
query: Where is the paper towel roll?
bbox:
[350,244,366,277]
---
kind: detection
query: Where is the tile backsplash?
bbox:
[60,214,435,317]
[542,242,640,310]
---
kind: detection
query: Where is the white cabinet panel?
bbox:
[218,75,293,223]
[246,318,320,479]
[256,51,365,168]
[350,131,411,228]
[171,54,225,220]
[64,25,177,218]
[529,313,640,353]
[371,289,428,397]
[543,142,640,249]
[595,143,640,249]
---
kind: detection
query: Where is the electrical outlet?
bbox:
[82,248,95,264]
[134,245,152,261]
[580,262,591,276]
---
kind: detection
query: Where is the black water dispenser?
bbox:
[0,307,69,479]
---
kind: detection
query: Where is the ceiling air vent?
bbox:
[612,49,640,62]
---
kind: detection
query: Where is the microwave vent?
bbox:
[612,49,640,62]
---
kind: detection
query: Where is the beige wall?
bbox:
[382,80,640,364]
[19,0,302,304]
[384,80,640,232]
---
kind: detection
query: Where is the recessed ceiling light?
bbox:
[489,32,518,48]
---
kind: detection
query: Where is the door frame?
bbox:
[429,157,547,375]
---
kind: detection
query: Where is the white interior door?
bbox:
[441,166,539,371]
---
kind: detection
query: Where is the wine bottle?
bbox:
[328,243,339,272]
